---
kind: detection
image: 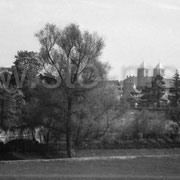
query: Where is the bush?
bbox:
[163,121,179,139]
[116,110,179,140]
[5,139,39,152]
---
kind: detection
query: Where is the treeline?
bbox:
[0,23,123,158]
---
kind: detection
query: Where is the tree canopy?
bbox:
[35,23,108,157]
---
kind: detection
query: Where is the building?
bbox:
[123,62,170,90]
[137,62,152,88]
[122,62,172,107]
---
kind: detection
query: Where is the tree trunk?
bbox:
[31,130,36,141]
[74,125,81,147]
[45,130,50,145]
[66,96,72,158]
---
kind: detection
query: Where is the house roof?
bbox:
[160,91,169,101]
[128,84,141,94]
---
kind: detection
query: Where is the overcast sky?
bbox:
[0,0,180,80]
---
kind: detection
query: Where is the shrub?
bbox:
[163,121,179,139]
[117,110,175,140]
[5,139,39,152]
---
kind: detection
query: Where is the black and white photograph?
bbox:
[0,0,180,179]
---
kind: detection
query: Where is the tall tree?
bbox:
[35,23,107,157]
[12,51,41,88]
[140,75,165,108]
[168,70,180,107]
[152,75,165,108]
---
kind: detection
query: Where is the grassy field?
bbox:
[75,148,180,157]
[0,155,180,179]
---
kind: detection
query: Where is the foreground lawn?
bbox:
[0,156,180,179]
[76,148,180,157]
